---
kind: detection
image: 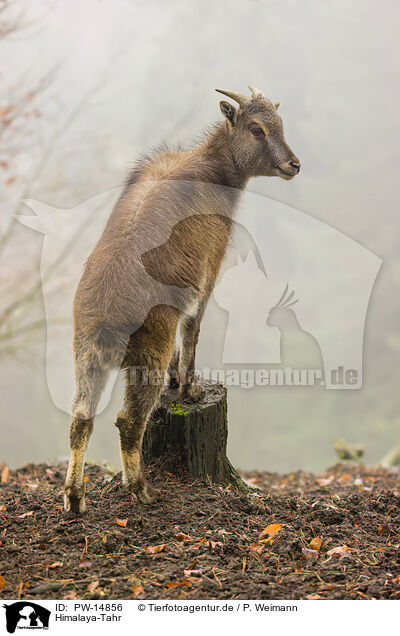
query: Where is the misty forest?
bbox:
[0,0,400,602]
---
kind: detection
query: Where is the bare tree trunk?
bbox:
[143,381,249,490]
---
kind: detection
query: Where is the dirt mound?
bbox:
[0,461,400,600]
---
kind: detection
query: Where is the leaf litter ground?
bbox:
[1,461,400,600]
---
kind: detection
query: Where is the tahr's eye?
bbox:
[250,126,264,137]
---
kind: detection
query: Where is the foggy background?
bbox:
[1,0,399,473]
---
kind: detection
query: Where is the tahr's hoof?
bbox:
[127,480,160,504]
[180,383,205,403]
[64,486,86,514]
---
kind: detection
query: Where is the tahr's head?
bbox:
[216,85,300,180]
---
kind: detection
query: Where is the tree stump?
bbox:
[143,380,249,490]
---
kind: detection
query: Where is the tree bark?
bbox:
[143,380,249,490]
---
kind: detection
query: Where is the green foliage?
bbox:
[169,402,189,417]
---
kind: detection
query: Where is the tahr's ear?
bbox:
[274,101,281,111]
[220,100,237,126]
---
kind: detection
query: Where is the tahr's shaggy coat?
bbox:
[64,86,300,513]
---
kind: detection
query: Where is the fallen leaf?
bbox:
[0,505,6,512]
[1,466,9,483]
[116,518,128,527]
[217,529,233,536]
[47,562,63,568]
[184,569,201,577]
[339,473,352,482]
[309,536,322,551]
[306,593,322,600]
[0,575,8,589]
[18,511,33,518]
[146,544,166,554]
[176,532,192,541]
[206,540,222,549]
[165,580,191,589]
[260,523,282,539]
[249,543,264,555]
[131,584,145,597]
[88,581,99,593]
[316,475,334,487]
[301,548,319,561]
[327,545,352,558]
[322,537,333,547]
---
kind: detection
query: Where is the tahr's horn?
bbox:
[215,88,251,108]
[248,85,264,98]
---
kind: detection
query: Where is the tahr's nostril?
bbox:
[290,161,300,172]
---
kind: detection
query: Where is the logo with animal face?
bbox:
[3,602,50,633]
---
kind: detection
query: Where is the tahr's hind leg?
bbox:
[64,350,108,513]
[116,365,165,503]
[116,310,177,502]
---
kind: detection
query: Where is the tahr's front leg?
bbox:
[178,315,205,402]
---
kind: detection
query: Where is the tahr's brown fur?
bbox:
[64,87,300,513]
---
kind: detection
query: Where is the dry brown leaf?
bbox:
[327,545,352,557]
[0,505,6,512]
[48,561,63,568]
[88,581,99,592]
[0,575,7,589]
[316,475,334,487]
[309,536,322,551]
[338,473,352,482]
[1,466,9,483]
[116,518,128,527]
[184,569,201,577]
[217,529,233,536]
[165,580,191,589]
[206,540,223,549]
[131,584,145,597]
[260,523,283,539]
[176,532,192,541]
[306,593,322,600]
[18,511,33,518]
[301,547,319,561]
[249,543,264,555]
[146,544,166,554]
